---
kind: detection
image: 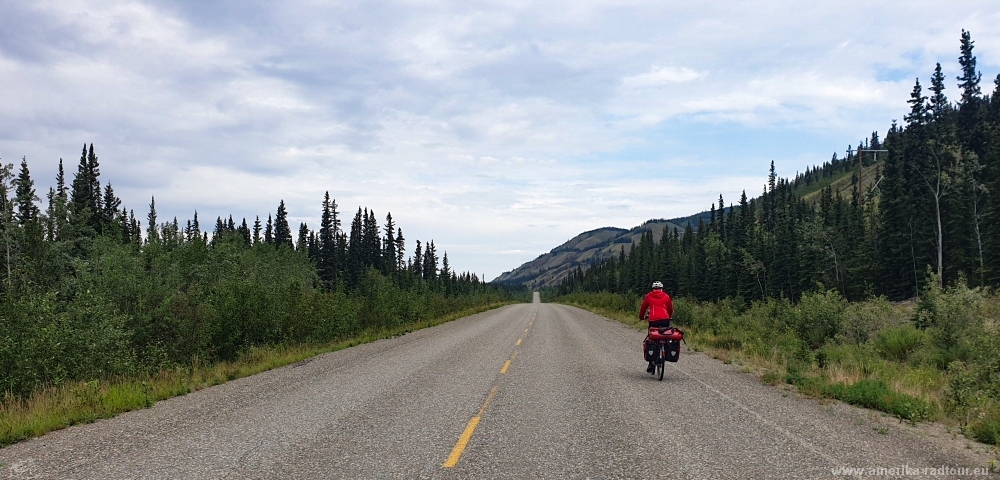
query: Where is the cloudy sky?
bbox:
[2,1,999,279]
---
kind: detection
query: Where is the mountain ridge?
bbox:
[493,157,875,289]
[492,217,691,288]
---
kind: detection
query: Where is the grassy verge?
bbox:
[0,301,514,448]
[552,288,1000,449]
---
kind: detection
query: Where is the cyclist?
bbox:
[639,281,674,373]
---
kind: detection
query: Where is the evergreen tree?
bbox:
[441,252,451,293]
[422,240,438,281]
[146,197,158,245]
[361,208,381,270]
[413,240,423,279]
[957,30,983,111]
[395,227,405,271]
[264,214,273,245]
[346,207,364,284]
[68,144,95,238]
[318,193,340,285]
[273,200,293,248]
[253,216,262,245]
[929,63,951,122]
[905,79,929,126]
[102,182,121,237]
[45,159,69,242]
[14,157,39,226]
[297,222,309,252]
[239,218,251,245]
[383,212,396,274]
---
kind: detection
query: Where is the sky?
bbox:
[2,1,999,280]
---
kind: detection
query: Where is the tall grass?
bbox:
[551,282,1000,445]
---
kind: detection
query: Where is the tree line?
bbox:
[0,145,517,398]
[556,30,1000,303]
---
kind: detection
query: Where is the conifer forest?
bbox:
[558,30,1000,303]
[0,144,518,399]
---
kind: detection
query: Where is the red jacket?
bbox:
[639,290,673,321]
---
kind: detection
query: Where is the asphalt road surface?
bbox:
[1,294,995,479]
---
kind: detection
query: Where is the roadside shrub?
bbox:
[841,296,907,344]
[874,325,926,362]
[966,408,1000,445]
[796,290,847,349]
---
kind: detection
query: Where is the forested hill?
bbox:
[496,146,876,290]
[557,30,1000,303]
[493,218,683,288]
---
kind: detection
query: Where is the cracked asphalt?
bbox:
[1,294,995,479]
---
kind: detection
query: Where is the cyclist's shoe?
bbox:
[647,362,655,373]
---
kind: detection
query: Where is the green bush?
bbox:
[795,290,847,349]
[967,408,1000,445]
[0,235,517,400]
[874,325,927,362]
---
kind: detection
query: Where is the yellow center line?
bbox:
[443,385,500,468]
[444,316,534,468]
[500,350,519,374]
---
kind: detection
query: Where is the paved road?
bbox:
[1,295,994,479]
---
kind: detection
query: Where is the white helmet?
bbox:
[651,281,663,289]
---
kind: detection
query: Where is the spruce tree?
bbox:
[441,252,451,293]
[212,217,226,245]
[14,157,39,226]
[253,216,262,244]
[102,182,121,237]
[45,159,69,242]
[383,213,396,274]
[68,144,95,237]
[905,79,929,126]
[423,240,438,281]
[239,218,251,245]
[413,240,423,278]
[346,208,364,285]
[264,214,273,245]
[361,209,381,270]
[395,227,405,271]
[146,197,159,245]
[957,30,982,110]
[318,193,339,285]
[929,63,950,122]
[273,200,293,248]
[297,222,309,252]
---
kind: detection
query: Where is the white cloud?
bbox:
[622,66,703,87]
[2,0,1000,279]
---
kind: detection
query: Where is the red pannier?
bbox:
[647,326,683,341]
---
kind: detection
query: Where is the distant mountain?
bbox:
[493,218,685,288]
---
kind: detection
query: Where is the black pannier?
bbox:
[644,340,657,361]
[665,340,680,362]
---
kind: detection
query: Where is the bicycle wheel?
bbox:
[657,344,665,381]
